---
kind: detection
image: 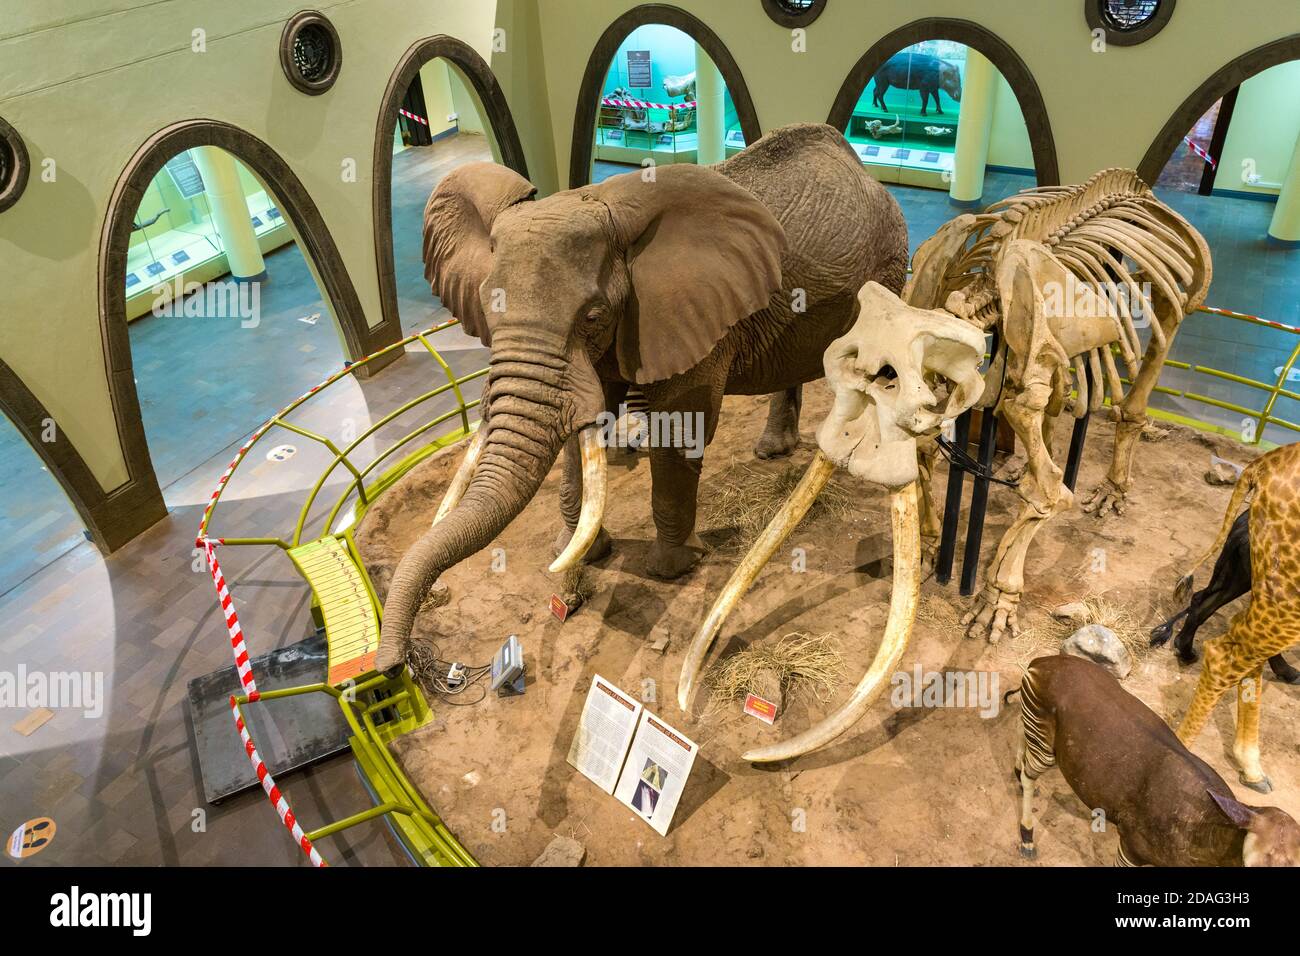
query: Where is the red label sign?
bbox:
[550,594,570,622]
[743,693,777,725]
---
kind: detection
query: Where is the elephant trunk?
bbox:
[375,351,581,670]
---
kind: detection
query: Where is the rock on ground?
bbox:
[531,835,586,867]
[1061,624,1132,680]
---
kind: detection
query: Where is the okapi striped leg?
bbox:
[1233,664,1271,793]
[1115,841,1143,867]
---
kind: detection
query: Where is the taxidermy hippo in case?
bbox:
[374,123,916,670]
[871,52,962,116]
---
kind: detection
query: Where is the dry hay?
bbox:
[994,593,1152,677]
[699,459,859,554]
[703,631,846,717]
[560,565,594,605]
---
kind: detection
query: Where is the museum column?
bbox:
[694,44,725,165]
[192,146,267,282]
[1267,126,1300,247]
[948,49,995,207]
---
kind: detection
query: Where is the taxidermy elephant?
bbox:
[872,52,962,116]
[373,123,908,669]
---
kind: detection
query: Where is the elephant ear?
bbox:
[592,164,786,384]
[423,162,537,345]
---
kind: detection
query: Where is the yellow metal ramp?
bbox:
[289,536,379,686]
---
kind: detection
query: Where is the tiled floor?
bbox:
[1,134,1295,867]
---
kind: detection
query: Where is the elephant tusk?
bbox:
[676,450,837,711]
[548,426,607,573]
[433,427,485,526]
[741,480,921,763]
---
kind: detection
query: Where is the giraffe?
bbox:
[1176,442,1300,793]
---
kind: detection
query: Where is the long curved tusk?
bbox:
[742,480,921,763]
[676,450,837,711]
[433,427,485,526]
[549,426,607,573]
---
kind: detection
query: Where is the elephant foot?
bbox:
[961,584,1022,645]
[645,534,704,580]
[553,525,613,565]
[754,423,799,460]
[1081,478,1128,517]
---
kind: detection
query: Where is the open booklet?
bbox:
[612,709,698,836]
[567,674,699,836]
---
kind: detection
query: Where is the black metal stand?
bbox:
[934,409,971,586]
[1063,364,1094,492]
[960,407,1001,596]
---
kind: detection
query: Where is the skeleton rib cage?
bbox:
[932,168,1212,418]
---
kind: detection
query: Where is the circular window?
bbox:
[761,0,826,29]
[0,116,29,214]
[280,11,341,95]
[1086,0,1175,46]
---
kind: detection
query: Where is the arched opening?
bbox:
[372,36,529,349]
[827,19,1057,257]
[568,4,761,188]
[100,120,377,510]
[1137,37,1300,443]
[0,360,128,592]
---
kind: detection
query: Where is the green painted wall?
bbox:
[1217,60,1300,196]
[1,0,1299,496]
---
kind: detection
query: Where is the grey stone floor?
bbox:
[0,135,1295,866]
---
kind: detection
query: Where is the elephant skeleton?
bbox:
[677,282,988,761]
[908,168,1212,644]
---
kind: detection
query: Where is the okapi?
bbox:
[1013,655,1300,866]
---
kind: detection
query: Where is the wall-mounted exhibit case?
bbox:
[125,148,293,320]
[846,40,967,186]
[594,24,744,167]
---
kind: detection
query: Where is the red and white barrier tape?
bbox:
[399,107,430,127]
[1183,136,1217,170]
[601,96,696,111]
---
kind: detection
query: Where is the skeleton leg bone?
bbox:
[964,380,1071,643]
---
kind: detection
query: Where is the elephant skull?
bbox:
[677,281,987,762]
[817,281,988,491]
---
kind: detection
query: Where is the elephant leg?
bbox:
[642,372,723,580]
[754,385,802,460]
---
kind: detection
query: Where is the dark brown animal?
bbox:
[1014,655,1300,866]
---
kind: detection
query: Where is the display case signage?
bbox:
[627,50,652,89]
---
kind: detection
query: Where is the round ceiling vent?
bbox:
[760,0,826,29]
[1086,0,1176,46]
[0,116,29,214]
[280,11,342,95]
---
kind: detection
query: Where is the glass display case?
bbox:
[594,24,743,166]
[124,149,289,308]
[845,40,968,181]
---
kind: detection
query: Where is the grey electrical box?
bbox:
[490,634,525,693]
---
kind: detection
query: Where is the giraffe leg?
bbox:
[964,380,1070,644]
[1083,302,1180,517]
[1177,624,1254,748]
[1233,663,1271,793]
